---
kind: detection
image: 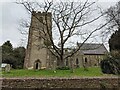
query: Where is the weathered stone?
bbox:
[1,77,119,89]
[24,11,108,70]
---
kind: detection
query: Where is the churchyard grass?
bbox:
[2,67,115,77]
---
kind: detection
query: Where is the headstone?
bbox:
[1,63,11,72]
[5,64,11,72]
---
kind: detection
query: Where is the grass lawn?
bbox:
[1,67,116,78]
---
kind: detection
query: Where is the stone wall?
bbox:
[82,54,104,67]
[0,77,119,89]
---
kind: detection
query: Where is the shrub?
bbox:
[56,66,70,70]
[100,56,120,75]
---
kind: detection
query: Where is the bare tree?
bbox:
[106,1,120,32]
[100,1,120,41]
[17,0,112,68]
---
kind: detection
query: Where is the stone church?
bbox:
[24,11,108,70]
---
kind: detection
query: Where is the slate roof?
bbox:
[78,43,108,55]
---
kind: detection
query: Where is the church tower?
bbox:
[24,11,52,69]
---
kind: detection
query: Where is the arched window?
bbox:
[39,17,43,23]
[85,57,87,63]
[76,58,79,64]
[76,58,79,67]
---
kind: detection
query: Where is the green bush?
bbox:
[56,66,70,70]
[100,56,120,75]
[1,41,25,69]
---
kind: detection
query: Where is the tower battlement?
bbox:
[32,11,52,16]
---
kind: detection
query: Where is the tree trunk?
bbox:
[59,59,65,68]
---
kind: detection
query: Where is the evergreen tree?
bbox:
[13,47,25,69]
[2,40,16,68]
[109,29,120,51]
[2,40,13,54]
[2,40,25,69]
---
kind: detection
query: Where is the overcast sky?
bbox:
[0,0,119,49]
[0,1,29,47]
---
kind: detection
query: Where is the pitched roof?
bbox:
[78,43,108,55]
